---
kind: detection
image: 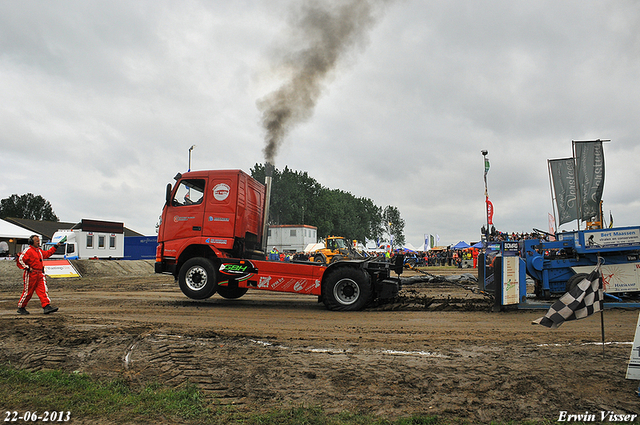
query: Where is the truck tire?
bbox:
[178,257,218,300]
[322,266,372,311]
[216,285,248,299]
[566,273,589,293]
[330,254,344,264]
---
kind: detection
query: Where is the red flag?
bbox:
[486,197,494,225]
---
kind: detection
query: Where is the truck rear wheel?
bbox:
[216,285,248,299]
[179,257,218,300]
[322,267,372,311]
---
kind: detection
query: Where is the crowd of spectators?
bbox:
[269,228,556,268]
[482,225,552,242]
[401,248,479,268]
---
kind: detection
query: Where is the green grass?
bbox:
[0,365,214,423]
[0,364,560,424]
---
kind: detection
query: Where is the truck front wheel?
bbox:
[179,257,218,300]
[322,267,372,311]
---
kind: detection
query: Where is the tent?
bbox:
[0,219,38,239]
[0,219,40,255]
[402,243,418,252]
[472,241,484,249]
[452,241,471,249]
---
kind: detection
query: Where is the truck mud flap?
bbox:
[375,279,400,300]
[155,261,175,275]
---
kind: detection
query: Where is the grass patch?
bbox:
[0,365,214,423]
[0,364,557,424]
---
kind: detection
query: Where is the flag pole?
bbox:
[572,140,582,231]
[547,159,558,233]
[482,150,490,242]
[600,306,605,359]
[598,256,605,359]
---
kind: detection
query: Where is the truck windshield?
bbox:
[172,179,205,206]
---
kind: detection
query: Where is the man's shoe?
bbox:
[43,305,58,314]
[17,307,30,315]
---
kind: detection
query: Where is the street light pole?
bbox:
[188,145,196,172]
[482,150,490,242]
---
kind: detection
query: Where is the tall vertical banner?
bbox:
[549,158,579,226]
[424,234,430,250]
[548,213,556,241]
[486,197,494,225]
[574,140,605,221]
[430,234,435,249]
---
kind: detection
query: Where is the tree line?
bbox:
[250,164,405,247]
[0,193,58,222]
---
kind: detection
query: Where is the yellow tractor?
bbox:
[311,236,364,264]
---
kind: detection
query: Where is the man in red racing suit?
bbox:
[17,235,61,315]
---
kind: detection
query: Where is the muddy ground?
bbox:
[0,260,639,423]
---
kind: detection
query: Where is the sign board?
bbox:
[573,262,640,293]
[44,259,81,278]
[583,227,640,250]
[626,312,640,380]
[502,256,519,305]
[501,242,520,305]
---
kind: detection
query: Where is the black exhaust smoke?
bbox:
[258,0,389,165]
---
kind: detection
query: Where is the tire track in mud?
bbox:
[121,331,454,408]
[17,347,68,371]
[124,333,239,403]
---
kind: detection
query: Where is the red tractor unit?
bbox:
[155,169,401,311]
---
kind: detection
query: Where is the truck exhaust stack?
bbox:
[261,162,273,253]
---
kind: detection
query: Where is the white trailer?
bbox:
[266,225,318,253]
[45,219,125,259]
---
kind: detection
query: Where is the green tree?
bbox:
[251,164,322,226]
[250,164,393,244]
[383,205,405,249]
[0,193,59,221]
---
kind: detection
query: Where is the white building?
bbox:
[267,225,317,253]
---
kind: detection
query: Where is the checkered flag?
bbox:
[533,266,603,329]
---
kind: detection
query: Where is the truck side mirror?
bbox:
[165,183,172,206]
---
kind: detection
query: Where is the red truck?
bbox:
[155,169,401,311]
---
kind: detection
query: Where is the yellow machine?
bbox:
[311,236,363,264]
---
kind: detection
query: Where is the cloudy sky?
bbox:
[1,0,639,248]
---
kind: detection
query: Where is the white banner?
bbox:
[44,260,81,278]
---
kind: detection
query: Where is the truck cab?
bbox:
[155,170,266,276]
[44,231,76,259]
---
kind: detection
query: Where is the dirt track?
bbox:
[1,260,639,423]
